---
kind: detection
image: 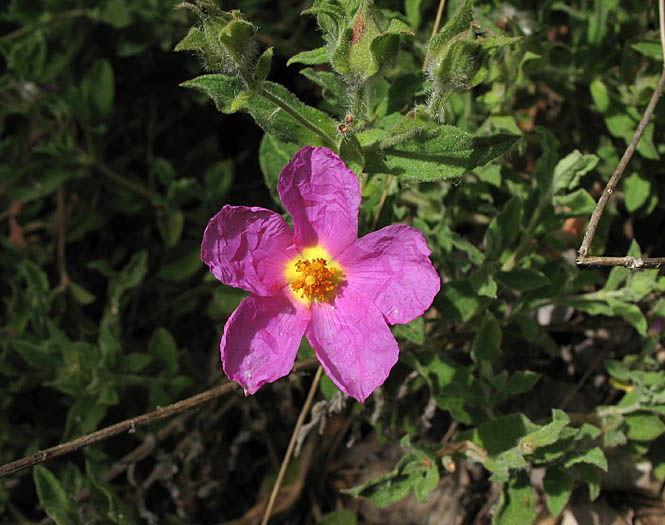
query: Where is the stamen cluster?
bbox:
[291,257,337,302]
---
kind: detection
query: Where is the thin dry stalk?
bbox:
[577,0,665,267]
[0,359,318,478]
[260,365,323,525]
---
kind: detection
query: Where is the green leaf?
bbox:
[317,509,357,525]
[68,281,96,305]
[34,465,81,525]
[459,413,537,455]
[631,40,663,60]
[259,133,300,205]
[404,0,423,30]
[204,160,234,206]
[228,90,254,113]
[493,470,537,525]
[556,188,596,215]
[86,460,135,524]
[518,410,570,455]
[287,46,329,66]
[248,81,338,146]
[156,207,184,247]
[174,26,206,52]
[590,78,610,112]
[562,447,607,471]
[392,316,425,344]
[471,312,501,364]
[496,268,551,292]
[469,263,498,298]
[343,437,438,506]
[255,47,273,82]
[411,353,484,424]
[81,59,115,121]
[496,196,523,247]
[624,412,665,441]
[299,68,349,114]
[438,280,491,323]
[118,250,149,291]
[121,353,153,373]
[180,74,247,114]
[604,359,630,382]
[648,435,665,480]
[543,466,573,517]
[381,125,519,182]
[339,134,365,174]
[320,372,340,399]
[158,246,203,282]
[575,463,601,501]
[624,172,651,212]
[552,150,598,194]
[502,371,541,397]
[149,327,178,374]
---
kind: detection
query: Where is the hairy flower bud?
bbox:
[305,0,412,83]
[175,2,257,77]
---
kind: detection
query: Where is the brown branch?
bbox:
[260,365,323,525]
[0,358,319,479]
[577,0,665,264]
[576,256,665,269]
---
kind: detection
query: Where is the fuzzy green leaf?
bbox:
[543,466,573,517]
[287,46,329,66]
[34,465,81,525]
[382,125,519,182]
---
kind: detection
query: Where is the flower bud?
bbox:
[305,0,412,83]
[175,2,257,77]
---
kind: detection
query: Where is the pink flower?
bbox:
[201,146,440,402]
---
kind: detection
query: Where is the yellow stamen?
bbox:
[285,247,342,304]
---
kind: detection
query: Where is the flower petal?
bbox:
[338,224,440,325]
[221,292,311,395]
[202,205,297,296]
[306,287,399,402]
[277,146,360,256]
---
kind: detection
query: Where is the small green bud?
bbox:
[430,31,482,94]
[306,0,412,83]
[425,0,520,118]
[175,2,257,77]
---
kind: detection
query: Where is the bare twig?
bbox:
[423,0,447,72]
[260,365,323,525]
[577,256,665,269]
[0,358,319,478]
[577,0,665,264]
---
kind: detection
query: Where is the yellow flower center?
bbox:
[285,246,342,304]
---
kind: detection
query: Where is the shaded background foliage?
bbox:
[2,0,665,523]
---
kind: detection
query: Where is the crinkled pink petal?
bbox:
[277,146,360,256]
[221,292,311,395]
[306,287,399,403]
[338,224,440,325]
[201,205,297,296]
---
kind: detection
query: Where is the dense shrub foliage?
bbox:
[2,0,665,522]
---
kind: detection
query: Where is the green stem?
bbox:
[258,86,337,149]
